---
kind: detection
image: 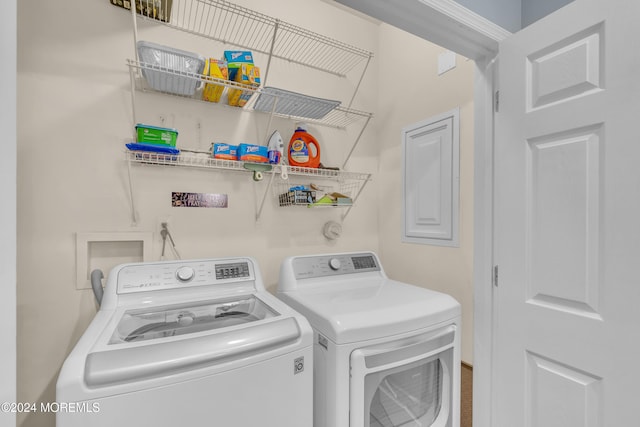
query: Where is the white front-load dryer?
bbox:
[277,251,461,427]
[57,257,313,427]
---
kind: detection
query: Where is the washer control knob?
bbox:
[328,258,341,271]
[176,266,195,282]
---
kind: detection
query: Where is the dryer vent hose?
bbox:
[91,269,104,307]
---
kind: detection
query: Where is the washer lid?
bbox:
[109,295,277,344]
[84,294,307,388]
[277,277,460,344]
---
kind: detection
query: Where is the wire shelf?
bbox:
[129,59,259,94]
[125,149,371,220]
[125,150,372,181]
[248,99,371,129]
[128,60,372,129]
[282,165,370,181]
[133,0,373,77]
[125,150,245,170]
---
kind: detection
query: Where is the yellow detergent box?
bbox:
[224,50,254,80]
[237,143,268,163]
[202,59,228,103]
[228,64,261,107]
[212,143,237,160]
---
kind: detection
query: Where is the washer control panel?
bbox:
[292,252,379,279]
[116,259,254,294]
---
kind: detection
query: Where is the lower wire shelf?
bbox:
[124,150,372,221]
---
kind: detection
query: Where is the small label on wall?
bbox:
[172,192,228,208]
[438,50,457,75]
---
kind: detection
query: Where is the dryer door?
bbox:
[350,325,456,427]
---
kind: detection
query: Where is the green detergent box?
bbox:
[135,124,178,147]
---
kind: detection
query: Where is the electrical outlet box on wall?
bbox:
[438,50,457,75]
[76,232,153,290]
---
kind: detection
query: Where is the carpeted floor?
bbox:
[461,363,473,427]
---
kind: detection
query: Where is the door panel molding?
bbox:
[527,22,604,111]
[525,125,603,320]
[402,108,460,247]
[526,351,603,427]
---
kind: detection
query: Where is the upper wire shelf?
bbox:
[128,59,372,129]
[134,0,373,77]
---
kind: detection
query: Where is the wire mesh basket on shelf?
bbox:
[274,180,358,208]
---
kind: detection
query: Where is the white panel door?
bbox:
[403,108,459,246]
[494,0,640,425]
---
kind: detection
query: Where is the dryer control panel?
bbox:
[292,252,380,279]
[116,259,255,294]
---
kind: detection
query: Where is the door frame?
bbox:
[1,0,17,423]
[332,1,507,426]
[470,54,498,427]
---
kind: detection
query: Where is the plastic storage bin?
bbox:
[137,41,206,96]
[135,123,178,146]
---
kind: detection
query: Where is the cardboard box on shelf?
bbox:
[212,143,237,160]
[278,190,317,206]
[237,143,268,163]
[202,59,228,103]
[223,51,254,80]
[228,64,261,107]
[110,0,172,23]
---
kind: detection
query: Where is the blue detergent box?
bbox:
[237,143,268,163]
[212,143,238,160]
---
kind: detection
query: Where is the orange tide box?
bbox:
[202,59,228,103]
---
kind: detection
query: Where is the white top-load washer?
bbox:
[57,257,313,427]
[277,251,461,427]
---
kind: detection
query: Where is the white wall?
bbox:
[376,26,475,364]
[1,0,17,425]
